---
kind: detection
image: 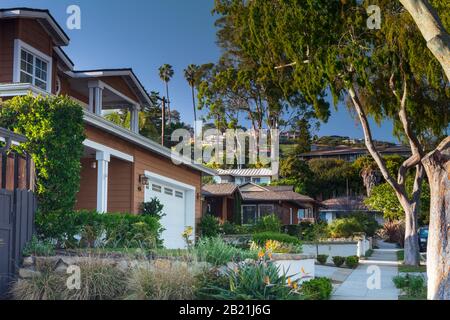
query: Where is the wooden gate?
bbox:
[0,128,36,298]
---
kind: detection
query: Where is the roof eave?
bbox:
[83,111,217,176]
[0,8,70,46]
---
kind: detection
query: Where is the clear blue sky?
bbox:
[1,0,397,142]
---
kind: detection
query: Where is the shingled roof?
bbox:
[202,183,238,196]
[240,189,316,203]
[322,196,370,211]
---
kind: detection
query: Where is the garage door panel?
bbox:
[145,180,189,249]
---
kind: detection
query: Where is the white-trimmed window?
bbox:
[13,39,52,92]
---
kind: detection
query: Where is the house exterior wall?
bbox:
[79,125,202,219]
[0,18,61,94]
[0,20,16,83]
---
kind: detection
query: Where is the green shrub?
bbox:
[222,221,236,235]
[345,256,359,269]
[199,261,303,300]
[282,224,301,237]
[252,232,301,246]
[301,277,333,300]
[22,236,56,257]
[198,214,221,238]
[140,198,165,220]
[328,217,363,238]
[332,256,345,267]
[328,214,380,239]
[195,269,230,300]
[316,255,328,265]
[195,237,257,266]
[393,274,426,299]
[350,213,380,237]
[0,95,85,213]
[221,222,255,235]
[36,210,163,249]
[254,215,282,233]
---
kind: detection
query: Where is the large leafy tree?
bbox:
[197,4,330,136]
[214,0,449,299]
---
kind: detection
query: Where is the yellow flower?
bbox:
[267,252,273,260]
[258,250,265,259]
[287,277,292,287]
[293,282,298,290]
[264,276,271,285]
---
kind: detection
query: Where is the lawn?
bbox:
[396,250,427,273]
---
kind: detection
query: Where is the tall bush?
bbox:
[254,214,282,233]
[0,95,85,213]
[198,214,221,238]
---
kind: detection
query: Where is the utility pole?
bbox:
[161,97,166,146]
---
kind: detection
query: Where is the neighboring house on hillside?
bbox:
[202,183,321,225]
[215,168,274,185]
[319,196,384,225]
[299,145,411,162]
[0,8,215,248]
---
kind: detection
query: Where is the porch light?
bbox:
[91,161,97,169]
[139,174,150,187]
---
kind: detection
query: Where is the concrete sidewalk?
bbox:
[331,249,401,300]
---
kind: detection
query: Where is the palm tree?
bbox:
[184,64,200,126]
[158,64,174,124]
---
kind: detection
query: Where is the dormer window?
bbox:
[20,49,48,90]
[13,40,53,93]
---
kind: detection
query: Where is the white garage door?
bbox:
[145,178,192,249]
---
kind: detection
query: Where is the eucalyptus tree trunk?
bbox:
[422,140,450,300]
[402,202,421,266]
[399,0,450,80]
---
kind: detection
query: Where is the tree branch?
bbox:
[411,162,425,207]
[399,0,450,80]
[398,79,424,157]
[348,84,404,196]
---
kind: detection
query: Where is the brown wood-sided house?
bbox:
[203,183,321,225]
[0,8,215,248]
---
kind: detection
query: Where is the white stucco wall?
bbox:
[273,259,315,284]
[303,243,358,263]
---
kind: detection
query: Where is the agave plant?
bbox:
[201,260,303,300]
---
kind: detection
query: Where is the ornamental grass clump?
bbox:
[126,260,205,300]
[11,257,127,300]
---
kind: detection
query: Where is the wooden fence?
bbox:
[0,128,36,298]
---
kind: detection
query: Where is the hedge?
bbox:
[36,210,163,249]
[252,232,301,246]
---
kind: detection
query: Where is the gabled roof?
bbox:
[217,168,273,177]
[321,196,372,211]
[0,8,70,46]
[66,68,153,108]
[84,111,217,176]
[202,183,238,196]
[240,189,316,203]
[202,182,319,205]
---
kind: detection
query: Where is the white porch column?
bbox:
[96,151,110,213]
[88,81,104,116]
[94,87,103,116]
[130,104,140,133]
[88,87,95,113]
